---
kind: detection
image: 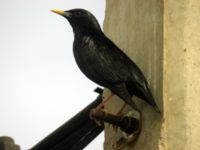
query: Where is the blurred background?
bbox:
[0,0,105,149]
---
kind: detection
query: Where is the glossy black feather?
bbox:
[54,9,160,112]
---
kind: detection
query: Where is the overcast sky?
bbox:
[0,0,105,149]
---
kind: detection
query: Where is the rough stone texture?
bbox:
[103,0,200,150]
[0,136,20,150]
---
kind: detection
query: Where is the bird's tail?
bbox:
[142,82,161,114]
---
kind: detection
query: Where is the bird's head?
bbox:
[51,9,102,35]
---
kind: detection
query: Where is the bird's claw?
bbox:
[89,108,104,126]
[112,125,119,132]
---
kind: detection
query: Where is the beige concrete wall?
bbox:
[103,0,163,150]
[103,0,200,150]
[164,1,200,150]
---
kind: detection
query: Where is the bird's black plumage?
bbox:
[52,9,160,113]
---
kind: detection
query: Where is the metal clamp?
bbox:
[90,109,142,150]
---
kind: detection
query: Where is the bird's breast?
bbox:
[73,36,96,67]
[73,37,103,85]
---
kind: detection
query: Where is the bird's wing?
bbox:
[83,36,160,112]
[86,36,134,84]
[88,36,160,112]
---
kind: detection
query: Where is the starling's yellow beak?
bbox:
[51,9,65,16]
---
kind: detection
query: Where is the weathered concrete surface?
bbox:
[0,136,20,150]
[164,0,200,150]
[103,0,200,150]
[103,0,163,150]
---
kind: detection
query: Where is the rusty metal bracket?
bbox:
[90,109,142,150]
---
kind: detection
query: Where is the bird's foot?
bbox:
[89,92,114,126]
[95,92,114,111]
[116,103,127,116]
[111,124,119,133]
[89,108,104,126]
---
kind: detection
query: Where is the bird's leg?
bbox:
[112,103,127,132]
[116,102,127,116]
[90,92,114,125]
[95,92,114,111]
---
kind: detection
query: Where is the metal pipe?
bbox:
[30,88,103,150]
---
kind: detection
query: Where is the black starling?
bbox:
[51,9,160,113]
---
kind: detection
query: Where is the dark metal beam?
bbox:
[30,88,103,150]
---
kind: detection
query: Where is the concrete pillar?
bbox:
[164,1,200,150]
[0,137,20,150]
[103,0,200,150]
